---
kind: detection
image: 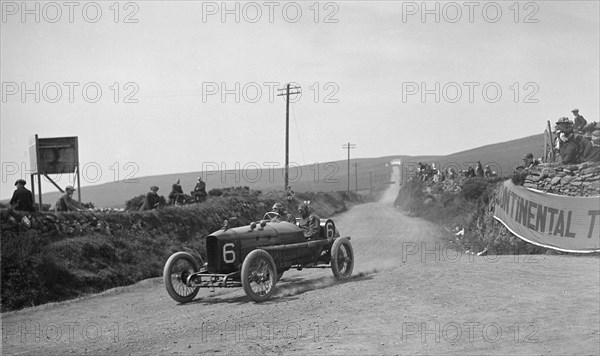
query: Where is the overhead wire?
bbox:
[290,103,307,165]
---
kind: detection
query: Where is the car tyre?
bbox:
[241,249,277,302]
[331,237,354,280]
[164,252,200,303]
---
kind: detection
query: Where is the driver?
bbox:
[271,202,297,224]
[297,203,320,240]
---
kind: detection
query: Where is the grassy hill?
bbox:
[26,133,544,208]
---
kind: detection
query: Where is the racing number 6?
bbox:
[325,221,335,240]
[223,243,236,263]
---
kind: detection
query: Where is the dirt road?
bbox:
[2,186,599,355]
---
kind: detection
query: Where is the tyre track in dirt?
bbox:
[2,184,599,355]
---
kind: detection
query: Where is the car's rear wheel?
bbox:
[241,249,277,302]
[164,252,200,303]
[331,237,354,280]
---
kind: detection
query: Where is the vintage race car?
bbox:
[163,211,354,303]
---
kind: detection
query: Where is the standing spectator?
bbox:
[297,203,320,240]
[476,161,484,177]
[169,179,184,205]
[555,117,573,133]
[286,186,295,202]
[55,186,85,212]
[140,186,161,211]
[10,179,35,212]
[192,177,207,202]
[446,167,457,180]
[558,128,579,165]
[572,109,587,133]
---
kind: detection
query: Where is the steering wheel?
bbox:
[263,211,281,221]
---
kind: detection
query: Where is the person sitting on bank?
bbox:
[10,179,35,212]
[140,186,161,211]
[271,202,296,224]
[298,203,320,240]
[55,185,85,212]
[168,179,184,205]
[192,177,207,202]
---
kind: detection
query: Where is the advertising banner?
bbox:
[494,180,600,253]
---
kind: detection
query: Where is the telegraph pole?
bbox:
[369,170,373,200]
[277,84,301,191]
[353,162,358,193]
[342,142,356,193]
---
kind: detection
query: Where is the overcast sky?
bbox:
[1,1,599,199]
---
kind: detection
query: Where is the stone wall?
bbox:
[519,162,600,197]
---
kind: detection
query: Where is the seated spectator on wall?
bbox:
[582,130,600,162]
[10,179,35,212]
[55,186,85,212]
[484,165,492,177]
[140,186,161,211]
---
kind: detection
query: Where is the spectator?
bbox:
[522,153,538,169]
[467,166,476,178]
[446,167,457,180]
[475,161,484,176]
[572,108,587,133]
[484,165,492,177]
[555,117,573,135]
[558,128,579,164]
[168,179,184,205]
[140,186,161,211]
[55,185,85,212]
[576,130,594,162]
[582,121,598,134]
[297,203,320,240]
[286,185,295,202]
[583,130,600,162]
[192,177,207,202]
[10,179,35,212]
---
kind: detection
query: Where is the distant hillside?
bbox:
[22,133,544,208]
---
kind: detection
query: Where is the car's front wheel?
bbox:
[331,237,354,280]
[163,252,200,303]
[241,249,277,302]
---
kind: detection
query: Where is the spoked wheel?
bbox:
[331,237,354,280]
[163,252,200,303]
[241,249,277,302]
